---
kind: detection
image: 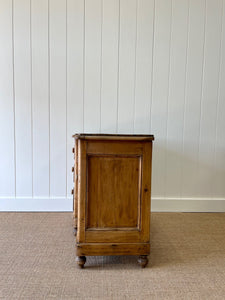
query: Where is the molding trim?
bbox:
[0,197,225,212]
[0,197,72,212]
[151,197,225,212]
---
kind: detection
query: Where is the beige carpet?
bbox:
[0,212,225,299]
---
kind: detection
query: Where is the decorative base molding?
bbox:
[0,197,72,212]
[0,197,225,212]
[151,197,225,212]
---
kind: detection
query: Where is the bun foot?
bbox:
[73,227,77,236]
[138,255,148,268]
[76,256,86,268]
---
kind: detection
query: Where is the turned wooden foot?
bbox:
[137,255,148,268]
[76,256,86,268]
[73,227,77,236]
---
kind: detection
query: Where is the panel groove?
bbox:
[117,0,138,133]
[213,0,225,198]
[12,0,16,197]
[164,0,173,199]
[99,0,103,133]
[149,0,156,133]
[197,0,207,178]
[49,0,67,196]
[48,0,51,197]
[82,0,86,132]
[181,0,190,198]
[65,0,67,196]
[213,0,224,197]
[101,0,119,133]
[14,0,33,196]
[0,0,15,196]
[30,0,34,197]
[132,0,138,133]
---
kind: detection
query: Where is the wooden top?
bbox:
[72,133,154,141]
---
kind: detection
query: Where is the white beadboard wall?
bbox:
[0,0,225,212]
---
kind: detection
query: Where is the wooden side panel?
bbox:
[87,140,143,155]
[73,138,78,227]
[77,139,87,243]
[75,139,153,246]
[87,155,141,229]
[140,142,152,242]
[76,243,150,256]
[85,230,141,244]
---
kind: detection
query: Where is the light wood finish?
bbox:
[73,133,154,141]
[75,256,86,269]
[73,138,78,234]
[87,141,143,155]
[87,155,140,229]
[137,255,149,268]
[73,134,154,267]
[77,139,87,243]
[76,243,150,256]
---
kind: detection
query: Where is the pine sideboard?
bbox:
[72,134,154,268]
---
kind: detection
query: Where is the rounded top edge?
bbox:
[72,133,154,141]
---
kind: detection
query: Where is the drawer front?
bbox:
[76,139,152,244]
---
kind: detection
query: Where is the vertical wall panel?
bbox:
[213,0,225,198]
[197,0,223,198]
[150,0,172,198]
[32,0,49,196]
[1,0,225,211]
[49,0,67,196]
[84,0,102,133]
[101,0,119,133]
[134,0,154,134]
[181,0,205,198]
[165,0,189,197]
[0,0,15,196]
[14,0,32,196]
[67,0,84,196]
[117,0,137,133]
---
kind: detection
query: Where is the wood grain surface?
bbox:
[73,136,153,266]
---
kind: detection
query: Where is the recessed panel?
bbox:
[87,155,141,229]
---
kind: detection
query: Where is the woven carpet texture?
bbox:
[0,212,225,299]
